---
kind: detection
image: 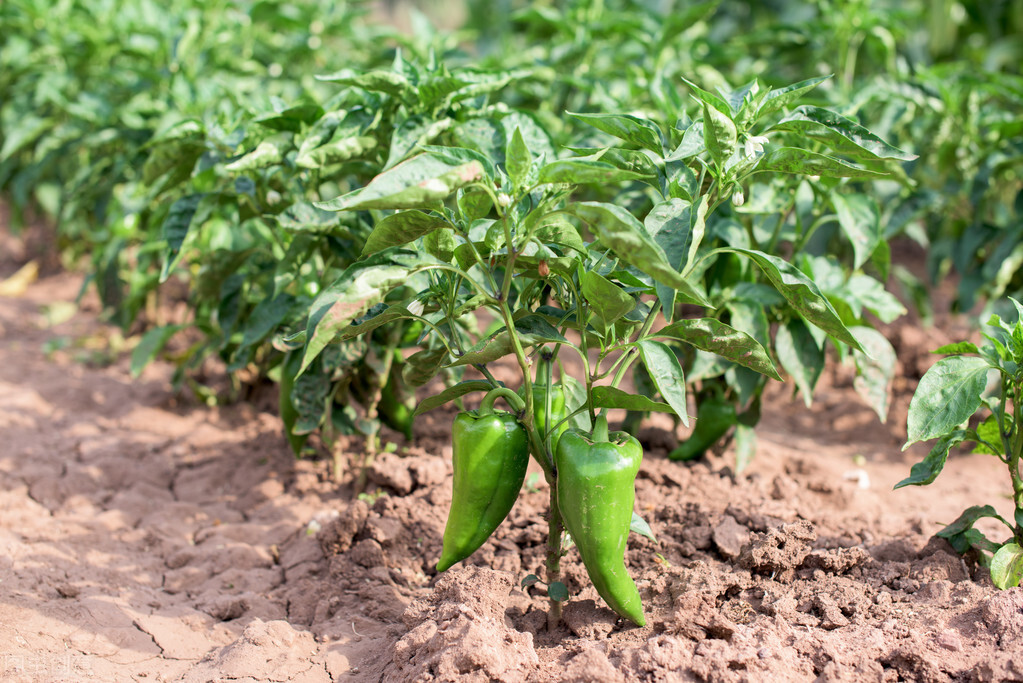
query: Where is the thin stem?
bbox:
[545,482,563,630]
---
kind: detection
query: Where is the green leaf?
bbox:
[630,511,658,543]
[832,194,882,270]
[547,582,569,602]
[568,112,663,155]
[775,318,824,407]
[225,137,289,172]
[302,249,430,373]
[521,574,541,589]
[990,543,1023,589]
[403,345,449,388]
[756,75,831,119]
[362,210,453,256]
[337,303,412,342]
[851,326,897,423]
[537,158,649,185]
[636,340,688,426]
[591,386,674,413]
[272,203,341,234]
[933,341,981,355]
[566,202,711,307]
[754,148,888,179]
[316,154,484,212]
[238,293,295,351]
[581,270,635,331]
[448,315,567,367]
[159,194,204,282]
[655,318,780,380]
[905,356,991,447]
[315,69,412,97]
[413,380,494,416]
[770,106,917,162]
[131,325,184,378]
[505,126,532,189]
[680,77,733,115]
[645,197,709,320]
[894,429,969,488]
[724,248,863,350]
[702,102,737,169]
[972,415,1003,456]
[295,136,377,169]
[937,505,1007,554]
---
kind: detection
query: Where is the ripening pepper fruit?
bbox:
[279,350,309,457]
[556,415,646,626]
[436,389,529,572]
[519,384,568,454]
[668,396,736,461]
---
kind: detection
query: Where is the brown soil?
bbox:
[1,238,1021,682]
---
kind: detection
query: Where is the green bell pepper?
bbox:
[556,415,646,626]
[669,395,736,461]
[436,388,529,572]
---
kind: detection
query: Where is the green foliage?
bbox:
[900,298,1023,588]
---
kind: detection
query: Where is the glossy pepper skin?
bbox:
[520,384,568,453]
[668,396,736,461]
[556,417,646,626]
[436,406,529,572]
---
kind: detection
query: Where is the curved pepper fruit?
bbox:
[556,415,646,626]
[668,395,736,461]
[436,389,529,572]
[519,384,568,454]
[278,350,309,456]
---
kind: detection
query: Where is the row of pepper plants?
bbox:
[2,0,1021,618]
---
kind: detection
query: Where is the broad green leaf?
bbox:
[581,270,635,331]
[238,293,295,350]
[756,75,831,118]
[991,543,1023,589]
[771,106,917,162]
[937,505,1009,554]
[505,126,532,189]
[255,104,324,132]
[636,340,688,426]
[159,194,203,282]
[315,69,412,97]
[566,202,711,307]
[302,249,429,373]
[337,303,412,342]
[295,136,377,169]
[568,112,663,155]
[894,429,968,488]
[655,318,781,380]
[725,248,863,350]
[131,324,184,377]
[591,386,673,413]
[535,217,586,254]
[225,137,288,172]
[972,415,1003,456]
[851,326,897,423]
[316,154,484,212]
[413,380,494,416]
[755,147,887,179]
[680,77,733,115]
[449,315,567,367]
[537,158,649,185]
[645,197,709,320]
[362,210,452,256]
[775,318,824,407]
[292,366,331,434]
[630,511,658,543]
[403,345,449,388]
[272,202,341,234]
[832,194,882,270]
[703,102,737,169]
[905,356,990,447]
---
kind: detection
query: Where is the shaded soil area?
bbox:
[1,251,1021,682]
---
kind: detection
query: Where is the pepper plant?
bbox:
[898,298,1023,589]
[290,73,908,626]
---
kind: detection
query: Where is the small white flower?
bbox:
[407,299,425,317]
[744,134,769,158]
[731,190,745,207]
[497,193,512,208]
